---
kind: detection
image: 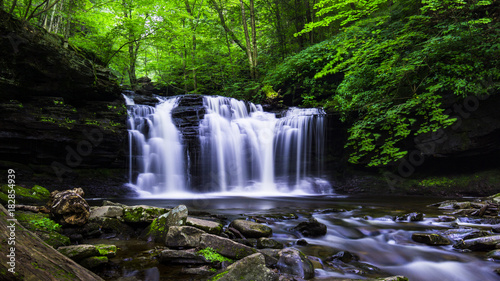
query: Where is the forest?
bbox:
[1,0,499,167]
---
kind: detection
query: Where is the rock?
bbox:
[58,245,100,261]
[233,238,258,248]
[296,239,308,246]
[80,256,108,269]
[160,249,209,264]
[90,217,135,239]
[327,251,359,263]
[181,265,213,275]
[95,244,117,258]
[257,238,284,249]
[277,248,315,279]
[455,235,500,251]
[200,234,258,260]
[0,184,50,205]
[216,253,279,281]
[487,250,500,260]
[492,224,500,233]
[378,276,409,281]
[292,218,327,237]
[165,205,189,226]
[412,233,451,246]
[186,217,223,234]
[90,206,124,219]
[444,229,491,242]
[49,188,90,226]
[165,226,206,248]
[123,205,169,223]
[395,212,424,222]
[435,216,456,222]
[230,219,273,238]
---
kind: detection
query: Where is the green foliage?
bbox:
[197,247,233,263]
[30,218,62,232]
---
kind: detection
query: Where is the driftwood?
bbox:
[48,188,90,226]
[15,204,50,213]
[0,205,103,280]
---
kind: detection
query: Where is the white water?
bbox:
[126,97,186,195]
[126,95,329,196]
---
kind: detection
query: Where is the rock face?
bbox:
[230,219,273,238]
[49,188,90,226]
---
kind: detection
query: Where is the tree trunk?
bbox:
[210,0,246,53]
[273,0,286,59]
[240,0,254,79]
[249,0,257,79]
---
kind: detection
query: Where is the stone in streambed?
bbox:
[142,204,188,242]
[186,217,223,234]
[455,235,500,251]
[123,205,170,223]
[165,226,206,248]
[95,244,117,258]
[257,237,284,249]
[160,248,210,264]
[277,248,315,279]
[90,206,124,219]
[492,224,500,233]
[292,218,327,237]
[230,219,273,238]
[487,250,500,260]
[58,244,99,261]
[215,253,278,281]
[395,212,424,222]
[80,256,108,269]
[200,233,257,260]
[412,233,451,246]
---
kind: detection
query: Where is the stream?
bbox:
[89,195,500,280]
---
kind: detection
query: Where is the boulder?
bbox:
[165,205,189,226]
[395,212,424,222]
[216,253,279,281]
[165,226,206,248]
[186,217,223,234]
[90,206,124,219]
[58,245,99,261]
[199,234,257,260]
[487,250,500,260]
[230,219,273,238]
[80,256,108,269]
[257,238,284,249]
[123,205,169,223]
[95,244,117,258]
[455,235,500,251]
[89,217,135,239]
[412,233,451,246]
[49,188,90,226]
[277,248,315,279]
[443,229,491,243]
[327,251,359,263]
[292,218,327,237]
[492,224,500,233]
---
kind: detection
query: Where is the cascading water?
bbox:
[126,97,186,196]
[126,95,330,196]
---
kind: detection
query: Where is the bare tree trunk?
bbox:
[249,0,257,79]
[240,0,254,79]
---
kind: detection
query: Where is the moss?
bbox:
[95,244,117,257]
[0,184,50,204]
[209,270,229,281]
[198,247,233,263]
[17,211,70,247]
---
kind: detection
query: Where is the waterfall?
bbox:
[126,95,330,196]
[126,97,186,196]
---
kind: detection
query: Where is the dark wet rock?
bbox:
[297,239,308,246]
[233,238,258,248]
[181,265,214,275]
[455,235,500,251]
[58,245,100,262]
[277,248,315,279]
[443,229,491,243]
[216,253,279,281]
[230,219,273,238]
[90,206,124,219]
[278,274,307,281]
[326,251,359,263]
[315,208,347,214]
[80,256,108,269]
[412,233,451,246]
[123,205,169,223]
[160,249,209,264]
[487,249,500,260]
[292,218,327,237]
[257,238,284,249]
[378,276,409,281]
[458,217,500,225]
[395,212,424,222]
[200,234,257,260]
[257,249,280,267]
[495,268,500,275]
[493,224,500,233]
[186,217,223,234]
[49,188,90,226]
[435,216,456,222]
[165,226,206,248]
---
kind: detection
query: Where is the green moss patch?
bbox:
[17,211,70,247]
[198,247,233,263]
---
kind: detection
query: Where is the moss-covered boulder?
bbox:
[16,211,70,248]
[229,219,272,238]
[58,245,100,262]
[95,244,117,258]
[123,205,169,223]
[0,184,50,205]
[142,205,189,242]
[214,253,278,281]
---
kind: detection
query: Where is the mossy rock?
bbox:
[16,211,70,247]
[0,185,50,205]
[95,244,117,258]
[80,256,108,269]
[123,205,169,223]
